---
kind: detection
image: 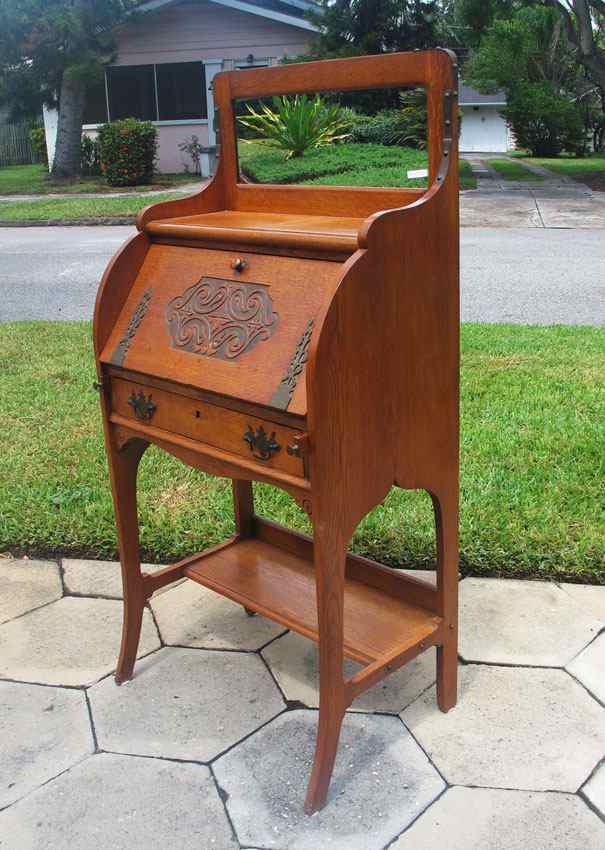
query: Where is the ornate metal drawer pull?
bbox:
[287,433,309,458]
[128,390,156,423]
[231,257,248,273]
[243,425,281,461]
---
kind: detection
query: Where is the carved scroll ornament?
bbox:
[166,277,278,361]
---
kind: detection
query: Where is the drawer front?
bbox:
[110,377,306,478]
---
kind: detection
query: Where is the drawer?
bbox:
[110,377,306,478]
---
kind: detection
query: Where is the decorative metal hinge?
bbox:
[110,288,153,367]
[128,390,156,423]
[243,425,281,461]
[270,319,314,411]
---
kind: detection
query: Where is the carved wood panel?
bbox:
[166,276,278,361]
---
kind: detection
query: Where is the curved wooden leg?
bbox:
[304,528,347,814]
[431,486,459,712]
[106,435,149,685]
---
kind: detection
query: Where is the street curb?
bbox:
[0,217,135,227]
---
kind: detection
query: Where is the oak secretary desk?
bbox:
[93,49,460,814]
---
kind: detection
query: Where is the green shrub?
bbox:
[28,127,48,164]
[238,94,350,159]
[348,91,427,149]
[97,118,158,186]
[504,83,586,157]
[80,135,100,176]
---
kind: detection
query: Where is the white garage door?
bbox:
[460,106,509,153]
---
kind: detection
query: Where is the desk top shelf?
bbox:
[145,210,367,257]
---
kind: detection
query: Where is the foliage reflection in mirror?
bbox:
[235,86,428,190]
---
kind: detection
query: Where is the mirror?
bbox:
[233,85,428,190]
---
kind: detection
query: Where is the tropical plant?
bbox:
[238,95,351,159]
[178,134,205,174]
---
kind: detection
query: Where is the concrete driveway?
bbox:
[1,225,603,325]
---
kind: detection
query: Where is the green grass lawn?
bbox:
[510,152,605,182]
[239,142,477,190]
[0,163,195,196]
[0,193,185,221]
[487,159,544,182]
[1,322,603,583]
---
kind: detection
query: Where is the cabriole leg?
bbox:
[431,487,459,712]
[304,527,347,814]
[106,435,149,685]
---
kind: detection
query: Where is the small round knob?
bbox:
[231,258,248,273]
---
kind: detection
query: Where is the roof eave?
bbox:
[136,0,319,31]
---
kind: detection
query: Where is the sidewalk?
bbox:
[0,181,204,202]
[1,555,603,849]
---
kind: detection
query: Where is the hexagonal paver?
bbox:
[583,762,605,817]
[262,631,435,713]
[390,787,605,849]
[150,580,286,650]
[561,584,605,620]
[0,597,160,687]
[0,752,238,850]
[213,709,445,850]
[459,578,603,666]
[0,558,62,624]
[401,665,605,791]
[567,633,605,704]
[62,558,166,599]
[89,646,285,761]
[0,681,93,808]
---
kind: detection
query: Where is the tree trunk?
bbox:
[51,73,86,179]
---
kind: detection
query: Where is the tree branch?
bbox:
[540,0,579,49]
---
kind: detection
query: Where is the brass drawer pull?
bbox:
[243,425,280,461]
[231,257,248,273]
[287,433,309,458]
[128,390,156,422]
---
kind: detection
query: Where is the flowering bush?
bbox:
[97,118,158,186]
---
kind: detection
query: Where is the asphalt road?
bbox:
[0,225,603,325]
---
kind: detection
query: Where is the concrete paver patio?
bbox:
[0,556,603,849]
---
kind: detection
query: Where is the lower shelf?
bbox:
[184,537,442,665]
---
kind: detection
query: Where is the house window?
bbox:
[83,79,108,125]
[107,65,157,121]
[156,62,207,121]
[83,62,208,125]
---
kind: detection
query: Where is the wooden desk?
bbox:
[94,48,460,814]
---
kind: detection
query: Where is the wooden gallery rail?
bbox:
[93,48,460,814]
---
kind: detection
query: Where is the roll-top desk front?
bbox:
[93,49,460,814]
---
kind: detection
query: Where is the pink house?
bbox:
[45,0,317,173]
